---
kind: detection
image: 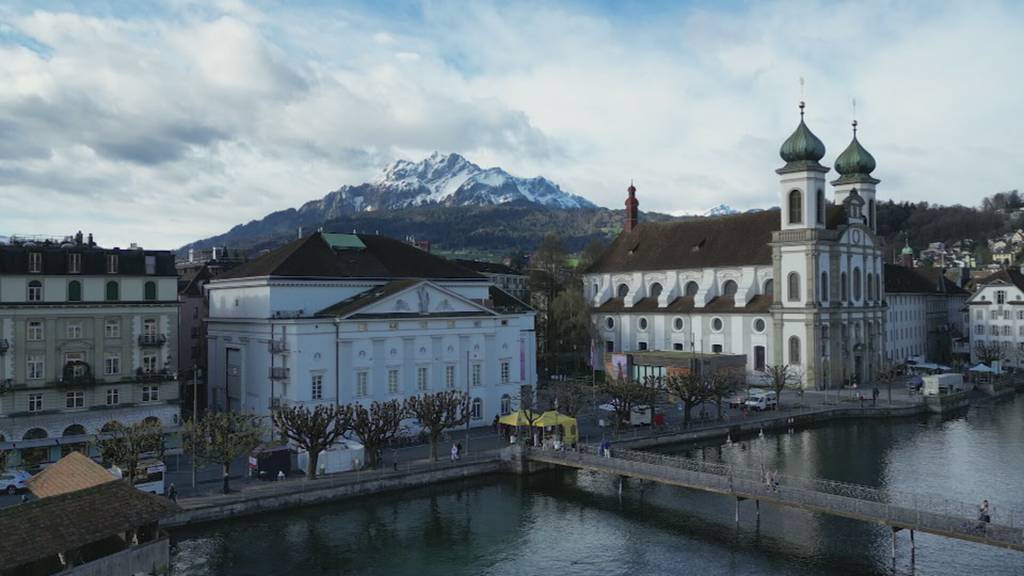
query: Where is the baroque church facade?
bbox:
[584,104,887,389]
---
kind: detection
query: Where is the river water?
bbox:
[171,396,1024,575]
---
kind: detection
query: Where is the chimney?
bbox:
[75,230,83,245]
[624,182,639,233]
[87,233,94,246]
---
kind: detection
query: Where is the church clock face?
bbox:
[851,230,862,245]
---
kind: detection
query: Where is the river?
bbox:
[170,395,1024,575]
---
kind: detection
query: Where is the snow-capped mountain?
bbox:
[703,204,738,217]
[299,152,594,217]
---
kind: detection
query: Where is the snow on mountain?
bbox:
[703,204,738,217]
[307,152,595,214]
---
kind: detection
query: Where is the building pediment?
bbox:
[317,280,496,319]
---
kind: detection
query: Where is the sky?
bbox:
[0,0,1021,249]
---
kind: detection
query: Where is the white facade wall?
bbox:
[968,283,1024,366]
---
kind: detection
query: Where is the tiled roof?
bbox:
[974,268,1024,292]
[0,480,179,570]
[27,452,115,499]
[884,264,970,295]
[593,294,772,314]
[216,233,485,281]
[453,259,522,276]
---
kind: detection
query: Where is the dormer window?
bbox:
[28,252,42,273]
[106,254,119,274]
[68,253,81,274]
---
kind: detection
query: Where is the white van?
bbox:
[744,391,778,411]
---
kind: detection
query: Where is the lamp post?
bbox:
[191,363,201,489]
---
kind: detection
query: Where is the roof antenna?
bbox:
[799,77,806,119]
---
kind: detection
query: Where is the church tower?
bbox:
[832,120,879,232]
[777,102,828,231]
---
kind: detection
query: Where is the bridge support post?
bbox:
[910,529,915,563]
[755,500,760,518]
[891,527,898,567]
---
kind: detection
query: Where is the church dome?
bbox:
[834,122,876,177]
[779,103,826,165]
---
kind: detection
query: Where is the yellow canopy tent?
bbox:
[534,410,578,445]
[498,410,540,427]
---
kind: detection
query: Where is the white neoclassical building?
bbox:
[584,105,891,389]
[205,232,536,427]
[965,268,1024,368]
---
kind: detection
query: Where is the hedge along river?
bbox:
[170,395,1024,576]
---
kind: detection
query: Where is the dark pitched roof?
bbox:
[974,268,1024,292]
[884,264,970,295]
[216,233,485,281]
[593,294,772,314]
[178,263,212,297]
[488,286,533,314]
[0,244,176,276]
[453,259,521,276]
[0,480,179,569]
[316,280,419,317]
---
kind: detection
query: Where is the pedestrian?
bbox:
[167,482,178,503]
[492,414,499,432]
[450,443,458,462]
[456,442,463,460]
[859,394,864,408]
[222,472,230,494]
[979,499,991,524]
[872,386,879,407]
[277,470,285,482]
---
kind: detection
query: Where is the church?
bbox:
[583,103,888,389]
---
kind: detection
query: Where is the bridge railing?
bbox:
[538,446,1024,547]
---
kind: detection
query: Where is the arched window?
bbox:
[649,283,663,299]
[471,398,482,420]
[605,317,614,330]
[684,281,699,297]
[63,424,86,437]
[816,189,825,225]
[68,280,82,302]
[866,273,874,301]
[721,280,738,297]
[787,272,800,302]
[841,272,848,302]
[105,281,119,302]
[875,274,881,302]
[789,336,801,365]
[616,284,629,299]
[100,421,123,433]
[820,272,828,302]
[500,394,511,416]
[144,281,157,301]
[23,427,48,440]
[763,279,774,297]
[788,190,802,224]
[27,280,43,302]
[853,268,862,301]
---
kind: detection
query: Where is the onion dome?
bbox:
[778,102,826,170]
[832,121,880,185]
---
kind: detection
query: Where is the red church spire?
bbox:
[624,181,639,233]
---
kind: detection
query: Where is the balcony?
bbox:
[269,340,289,354]
[61,361,96,387]
[269,367,290,380]
[138,334,167,347]
[136,368,174,383]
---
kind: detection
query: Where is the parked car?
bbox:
[1,470,32,495]
[744,391,778,411]
[728,388,766,408]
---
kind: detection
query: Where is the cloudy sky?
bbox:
[0,0,1021,249]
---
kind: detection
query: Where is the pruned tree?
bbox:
[405,391,469,461]
[706,368,742,420]
[272,404,353,479]
[975,340,1008,365]
[513,385,544,444]
[600,377,656,430]
[761,364,798,407]
[99,420,163,484]
[874,361,905,405]
[349,400,406,468]
[184,412,263,492]
[663,373,709,425]
[546,377,592,416]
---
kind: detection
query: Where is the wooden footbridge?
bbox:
[525,446,1024,557]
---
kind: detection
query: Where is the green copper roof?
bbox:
[779,115,826,166]
[835,134,876,177]
[901,244,914,255]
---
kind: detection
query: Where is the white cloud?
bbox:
[0,0,1021,248]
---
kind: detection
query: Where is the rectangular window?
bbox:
[106,388,119,405]
[976,325,983,335]
[106,254,119,274]
[991,310,999,320]
[28,252,42,273]
[27,320,44,341]
[445,365,455,389]
[68,253,81,274]
[388,321,399,330]
[28,393,43,412]
[104,319,120,338]
[976,310,983,320]
[27,282,42,302]
[500,361,510,384]
[65,391,84,409]
[1005,310,1012,320]
[471,363,482,387]
[27,355,44,380]
[673,342,684,351]
[638,341,648,351]
[997,290,1007,304]
[1018,311,1024,321]
[145,255,156,275]
[417,367,428,391]
[991,326,999,336]
[64,352,86,376]
[143,318,158,336]
[606,340,614,352]
[356,371,368,397]
[104,353,120,376]
[387,369,399,394]
[1003,326,1012,336]
[142,353,158,373]
[712,344,723,354]
[142,386,159,402]
[311,374,323,400]
[66,322,82,339]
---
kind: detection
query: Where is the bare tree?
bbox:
[184,412,263,493]
[546,378,592,416]
[273,404,353,479]
[99,420,163,484]
[405,391,469,461]
[513,385,544,444]
[349,400,406,468]
[706,368,743,420]
[975,340,1008,365]
[761,364,798,408]
[599,377,656,430]
[663,373,709,425]
[874,361,905,405]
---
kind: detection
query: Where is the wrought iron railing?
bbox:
[269,367,290,380]
[138,334,167,347]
